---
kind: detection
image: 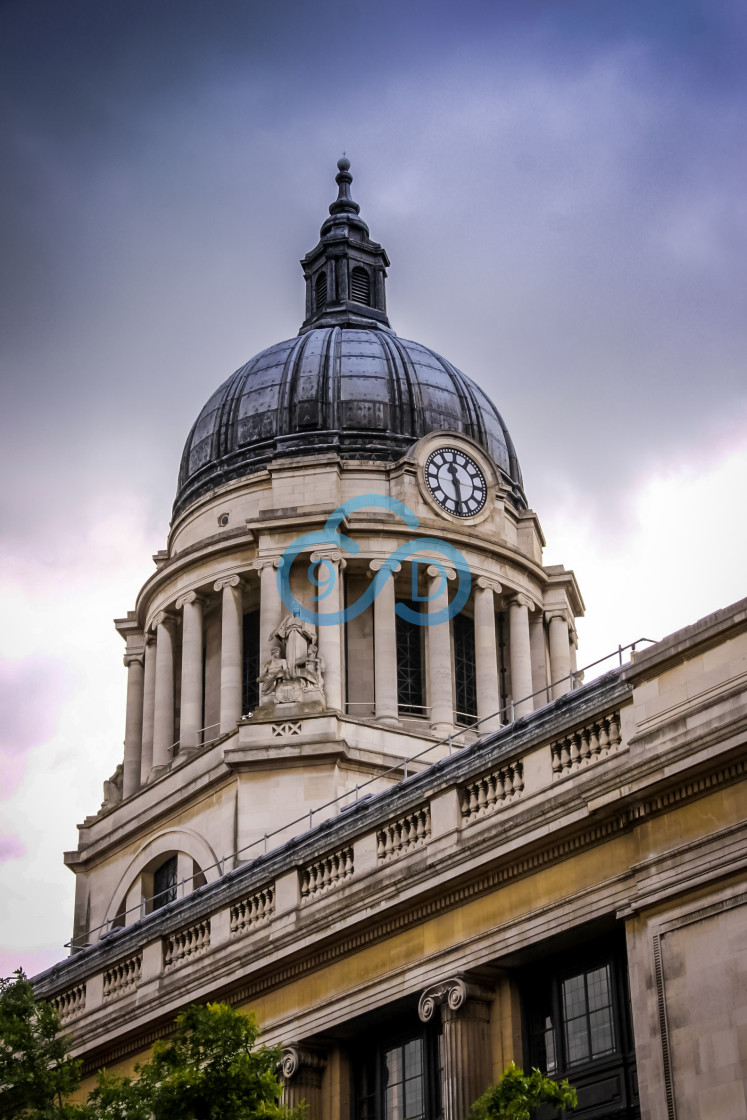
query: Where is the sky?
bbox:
[1,0,745,976]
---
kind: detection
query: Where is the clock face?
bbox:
[425,447,487,517]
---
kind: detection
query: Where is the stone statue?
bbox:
[258,605,325,705]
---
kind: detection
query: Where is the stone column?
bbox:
[370,559,401,726]
[508,594,534,718]
[426,564,456,736]
[280,1046,327,1120]
[548,611,572,699]
[151,612,175,777]
[176,591,205,752]
[214,575,243,733]
[310,550,346,712]
[122,651,144,799]
[254,558,284,699]
[140,633,156,784]
[419,978,493,1120]
[474,578,502,733]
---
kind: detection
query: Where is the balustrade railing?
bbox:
[102,952,142,1002]
[377,805,431,862]
[461,760,524,823]
[230,884,275,936]
[163,918,210,970]
[300,847,353,902]
[551,710,622,778]
[51,983,86,1023]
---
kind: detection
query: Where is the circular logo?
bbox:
[425,447,487,518]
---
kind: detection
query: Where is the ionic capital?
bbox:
[426,563,456,582]
[509,593,535,612]
[123,652,144,669]
[310,549,347,569]
[251,556,283,572]
[150,610,175,631]
[214,574,242,592]
[545,609,571,626]
[418,977,493,1022]
[280,1045,327,1080]
[175,590,206,610]
[476,576,502,593]
[369,558,401,574]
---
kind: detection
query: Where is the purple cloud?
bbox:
[0,658,70,797]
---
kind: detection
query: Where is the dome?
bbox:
[173,160,525,520]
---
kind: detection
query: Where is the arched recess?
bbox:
[104,827,221,930]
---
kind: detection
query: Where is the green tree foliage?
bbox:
[469,1061,577,1120]
[86,1002,304,1120]
[0,969,88,1120]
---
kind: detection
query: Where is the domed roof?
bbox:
[173,161,525,520]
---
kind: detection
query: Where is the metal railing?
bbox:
[67,636,655,950]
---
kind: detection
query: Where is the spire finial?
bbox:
[329,156,360,217]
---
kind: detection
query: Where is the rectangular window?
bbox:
[242,610,260,715]
[152,855,177,910]
[523,935,639,1119]
[396,601,425,717]
[354,1022,441,1120]
[453,612,476,725]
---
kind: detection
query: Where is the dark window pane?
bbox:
[565,1015,590,1066]
[453,613,476,724]
[153,855,177,910]
[590,1008,615,1056]
[396,602,425,715]
[242,610,260,714]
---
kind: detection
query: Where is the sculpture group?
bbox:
[258,607,325,705]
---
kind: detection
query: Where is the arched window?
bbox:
[350,266,371,305]
[315,270,328,310]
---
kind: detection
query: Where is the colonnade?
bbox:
[120,558,575,800]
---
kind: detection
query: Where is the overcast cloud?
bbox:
[1,0,745,973]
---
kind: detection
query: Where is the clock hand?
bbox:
[447,462,464,512]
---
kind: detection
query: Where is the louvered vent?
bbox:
[350,267,371,305]
[315,271,328,310]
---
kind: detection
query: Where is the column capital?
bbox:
[214,574,242,592]
[150,610,175,631]
[369,558,401,575]
[545,608,571,625]
[310,548,347,568]
[476,576,502,593]
[418,976,493,1022]
[510,592,535,612]
[426,563,456,581]
[280,1045,327,1080]
[123,652,144,669]
[175,590,207,610]
[251,556,284,572]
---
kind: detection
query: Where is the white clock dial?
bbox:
[425,447,487,517]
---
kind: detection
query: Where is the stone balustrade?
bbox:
[103,953,142,1002]
[51,983,86,1023]
[377,805,431,862]
[230,884,275,936]
[551,710,622,778]
[44,692,631,1017]
[164,918,211,970]
[460,761,524,823]
[301,847,354,902]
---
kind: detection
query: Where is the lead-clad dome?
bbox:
[173,160,525,520]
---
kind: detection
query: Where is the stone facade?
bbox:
[32,163,747,1120]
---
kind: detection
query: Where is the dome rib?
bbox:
[173,327,526,520]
